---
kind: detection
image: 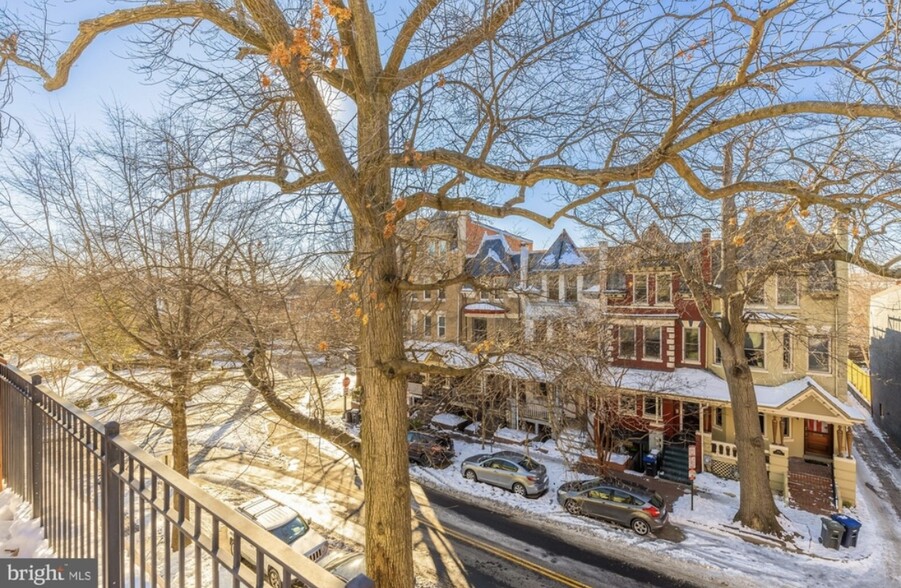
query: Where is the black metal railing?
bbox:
[0,363,372,588]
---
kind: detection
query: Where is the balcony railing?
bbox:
[0,363,371,588]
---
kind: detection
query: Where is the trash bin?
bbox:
[831,514,862,548]
[819,517,844,549]
[345,409,361,425]
[643,453,659,477]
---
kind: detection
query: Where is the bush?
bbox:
[97,393,117,407]
[74,398,92,410]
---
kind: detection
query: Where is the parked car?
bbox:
[460,451,548,497]
[408,430,454,467]
[556,478,668,536]
[318,551,367,582]
[234,496,329,587]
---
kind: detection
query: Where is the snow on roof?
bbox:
[485,248,510,272]
[612,367,863,421]
[463,302,506,313]
[534,230,589,270]
[431,413,469,427]
[745,311,800,322]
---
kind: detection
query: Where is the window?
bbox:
[746,282,765,306]
[423,289,432,300]
[777,274,799,306]
[782,333,793,371]
[714,344,722,365]
[744,332,765,368]
[437,315,446,338]
[683,327,700,362]
[606,271,626,291]
[714,407,724,428]
[808,335,831,373]
[437,240,448,255]
[472,318,488,341]
[618,327,636,358]
[644,327,661,360]
[656,274,671,304]
[758,413,766,436]
[438,288,446,300]
[564,275,578,301]
[479,289,488,301]
[423,315,432,337]
[619,395,637,415]
[633,274,648,304]
[781,417,792,439]
[643,396,660,419]
[612,490,637,504]
[548,275,560,300]
[588,488,613,501]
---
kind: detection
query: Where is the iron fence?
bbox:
[0,363,372,588]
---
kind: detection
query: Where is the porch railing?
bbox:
[0,363,372,588]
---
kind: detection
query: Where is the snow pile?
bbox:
[0,490,54,559]
[492,427,538,444]
[431,413,468,428]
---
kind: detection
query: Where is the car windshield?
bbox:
[271,517,309,544]
[518,458,540,472]
[649,494,665,509]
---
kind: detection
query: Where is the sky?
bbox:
[2,1,586,250]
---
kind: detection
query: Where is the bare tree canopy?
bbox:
[3,1,901,584]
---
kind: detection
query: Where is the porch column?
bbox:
[772,415,778,444]
[835,425,844,457]
[846,427,853,457]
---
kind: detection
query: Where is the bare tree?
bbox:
[3,2,901,577]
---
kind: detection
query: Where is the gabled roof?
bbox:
[532,230,589,270]
[466,233,523,277]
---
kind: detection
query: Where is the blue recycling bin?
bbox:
[831,514,861,548]
[643,453,659,477]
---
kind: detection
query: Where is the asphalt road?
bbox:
[417,485,696,588]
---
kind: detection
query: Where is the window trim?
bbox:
[619,395,637,416]
[682,326,701,364]
[782,332,793,372]
[776,274,800,307]
[758,413,766,437]
[437,314,446,338]
[642,396,662,421]
[808,334,832,374]
[744,332,766,370]
[633,273,648,305]
[655,273,672,305]
[643,326,662,361]
[781,417,792,440]
[714,407,724,429]
[618,326,636,359]
[423,315,432,337]
[423,289,432,300]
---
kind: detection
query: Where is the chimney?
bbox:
[520,241,529,288]
[700,228,712,284]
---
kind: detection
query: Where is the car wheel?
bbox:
[631,518,651,536]
[267,567,281,587]
[512,483,527,497]
[564,499,581,516]
[463,469,477,481]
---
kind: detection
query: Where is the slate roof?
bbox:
[465,234,523,277]
[531,230,589,271]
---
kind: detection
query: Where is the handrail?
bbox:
[847,360,871,406]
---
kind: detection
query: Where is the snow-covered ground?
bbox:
[410,431,893,588]
[0,490,54,559]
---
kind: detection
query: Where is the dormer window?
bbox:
[777,274,799,306]
[548,275,560,301]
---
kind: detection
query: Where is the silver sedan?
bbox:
[460,451,549,497]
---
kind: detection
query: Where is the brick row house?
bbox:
[401,213,863,508]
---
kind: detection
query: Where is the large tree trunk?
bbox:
[722,355,782,533]
[355,93,415,587]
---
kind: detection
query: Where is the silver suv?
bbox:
[556,478,668,536]
[460,451,548,497]
[234,497,329,586]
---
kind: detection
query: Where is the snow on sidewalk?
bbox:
[0,490,54,559]
[409,432,889,588]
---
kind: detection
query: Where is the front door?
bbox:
[804,419,833,456]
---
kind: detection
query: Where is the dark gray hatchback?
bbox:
[556,478,668,536]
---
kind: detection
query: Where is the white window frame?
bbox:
[808,334,832,374]
[437,314,446,338]
[633,273,648,305]
[423,315,432,337]
[643,326,662,361]
[776,274,800,307]
[682,327,700,364]
[781,417,792,440]
[642,396,662,421]
[438,288,446,300]
[423,289,432,300]
[619,395,637,415]
[618,326,636,359]
[656,274,671,305]
[782,332,793,372]
[744,332,766,370]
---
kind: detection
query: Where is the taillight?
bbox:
[527,476,538,482]
[643,505,661,518]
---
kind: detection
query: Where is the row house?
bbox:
[402,214,863,508]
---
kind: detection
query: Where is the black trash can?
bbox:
[819,517,844,550]
[643,453,659,477]
[831,514,861,548]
